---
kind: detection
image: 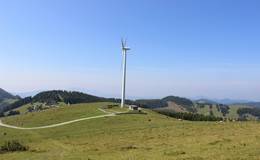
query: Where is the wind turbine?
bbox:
[121,39,130,108]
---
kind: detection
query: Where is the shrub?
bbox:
[0,111,4,117]
[7,110,20,116]
[0,140,28,153]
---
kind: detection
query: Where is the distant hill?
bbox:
[144,96,256,120]
[194,99,218,105]
[0,88,20,114]
[4,90,110,112]
[0,88,19,100]
[234,102,260,108]
[192,97,252,105]
[14,90,41,98]
[162,96,195,112]
[33,90,108,104]
[136,95,195,112]
[5,91,196,113]
[3,89,260,121]
[213,98,251,105]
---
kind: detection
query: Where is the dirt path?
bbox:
[0,109,116,130]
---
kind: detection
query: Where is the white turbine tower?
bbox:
[121,39,130,108]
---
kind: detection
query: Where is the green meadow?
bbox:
[1,102,260,160]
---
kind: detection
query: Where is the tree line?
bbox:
[156,109,223,121]
[237,108,260,119]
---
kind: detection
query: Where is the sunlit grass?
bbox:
[1,102,260,159]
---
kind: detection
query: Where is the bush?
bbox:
[0,140,28,153]
[7,110,20,116]
[27,106,34,112]
[0,111,4,117]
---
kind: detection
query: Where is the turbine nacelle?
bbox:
[121,39,131,52]
[123,47,131,51]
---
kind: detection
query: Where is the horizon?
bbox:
[2,88,258,103]
[1,0,260,101]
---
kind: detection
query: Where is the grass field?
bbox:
[2,102,116,127]
[1,102,260,160]
[196,104,253,119]
[196,105,223,117]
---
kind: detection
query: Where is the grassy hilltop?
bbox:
[1,102,260,160]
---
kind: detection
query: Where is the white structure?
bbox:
[129,105,139,110]
[121,39,130,108]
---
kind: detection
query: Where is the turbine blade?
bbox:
[121,38,124,49]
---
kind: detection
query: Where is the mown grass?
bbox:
[1,102,260,159]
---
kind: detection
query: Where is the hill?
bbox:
[2,90,111,114]
[135,96,194,111]
[143,96,259,120]
[0,89,20,115]
[234,102,260,108]
[3,90,259,121]
[195,98,218,105]
[213,98,251,105]
[132,96,260,120]
[32,90,107,104]
[0,88,18,100]
[1,102,260,159]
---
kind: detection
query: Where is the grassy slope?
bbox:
[2,102,115,127]
[226,105,242,119]
[196,105,223,117]
[196,105,211,115]
[11,102,60,114]
[0,98,18,109]
[1,102,260,159]
[1,99,18,104]
[154,101,188,113]
[196,104,252,119]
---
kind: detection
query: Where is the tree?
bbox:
[27,106,34,112]
[7,110,20,116]
[0,111,4,117]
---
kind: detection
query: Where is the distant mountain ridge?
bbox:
[194,99,218,105]
[213,98,252,105]
[0,88,20,114]
[192,97,254,105]
[234,102,260,108]
[0,88,19,101]
[2,89,260,121]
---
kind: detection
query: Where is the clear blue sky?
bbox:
[1,0,260,100]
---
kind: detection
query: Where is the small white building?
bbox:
[129,105,139,110]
